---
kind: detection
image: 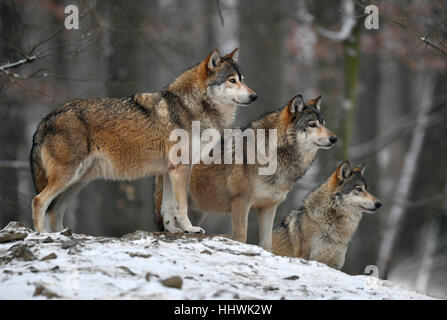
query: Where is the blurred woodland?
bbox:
[0,0,446,297]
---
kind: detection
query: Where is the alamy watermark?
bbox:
[169,121,278,175]
[64,5,79,30]
[64,4,380,31]
[364,5,379,30]
[364,264,381,290]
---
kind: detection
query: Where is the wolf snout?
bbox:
[249,93,258,102]
[329,136,338,145]
[374,201,382,209]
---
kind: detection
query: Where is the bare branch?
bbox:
[0,1,102,81]
[397,192,447,209]
[354,0,447,56]
[0,56,36,79]
[28,1,100,55]
[215,0,225,26]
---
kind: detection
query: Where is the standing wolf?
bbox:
[30,48,257,233]
[154,95,337,251]
[273,161,382,269]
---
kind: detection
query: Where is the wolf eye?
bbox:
[229,78,237,83]
[355,186,362,192]
[308,122,317,128]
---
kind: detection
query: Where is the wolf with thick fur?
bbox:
[30,48,256,233]
[273,161,382,269]
[154,95,337,251]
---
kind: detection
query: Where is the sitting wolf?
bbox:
[273,161,382,269]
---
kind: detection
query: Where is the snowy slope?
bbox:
[0,221,432,300]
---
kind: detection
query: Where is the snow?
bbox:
[0,222,432,300]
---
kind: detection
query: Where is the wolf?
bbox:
[272,161,382,269]
[30,48,257,234]
[154,94,337,251]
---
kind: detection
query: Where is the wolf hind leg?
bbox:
[47,179,89,232]
[32,168,78,233]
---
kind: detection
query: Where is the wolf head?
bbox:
[331,161,382,213]
[203,49,257,106]
[281,95,337,150]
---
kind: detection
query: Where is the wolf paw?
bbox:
[183,226,206,234]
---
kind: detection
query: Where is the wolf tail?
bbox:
[29,127,48,194]
[153,175,165,231]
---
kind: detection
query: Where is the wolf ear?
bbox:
[224,48,239,62]
[336,161,351,183]
[206,49,221,70]
[353,164,366,176]
[308,96,322,111]
[288,95,305,115]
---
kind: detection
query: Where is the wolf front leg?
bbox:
[257,203,279,252]
[231,196,252,243]
[160,172,183,233]
[168,164,205,234]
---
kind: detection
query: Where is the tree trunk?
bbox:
[0,1,25,227]
[376,73,436,278]
[338,19,361,160]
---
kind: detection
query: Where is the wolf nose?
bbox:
[249,94,258,102]
[375,201,382,209]
[329,136,338,145]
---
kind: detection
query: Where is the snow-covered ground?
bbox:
[0,221,432,300]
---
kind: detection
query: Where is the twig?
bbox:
[0,56,36,73]
[215,0,225,26]
[353,0,447,56]
[0,1,101,81]
[28,1,100,55]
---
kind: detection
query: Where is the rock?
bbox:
[4,221,30,230]
[200,249,212,255]
[0,231,27,243]
[0,221,32,243]
[126,252,151,258]
[60,228,72,237]
[161,276,183,289]
[284,275,300,280]
[8,243,37,262]
[40,253,57,261]
[264,286,279,291]
[42,237,54,243]
[117,266,136,276]
[145,272,158,281]
[28,266,39,273]
[33,284,60,299]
